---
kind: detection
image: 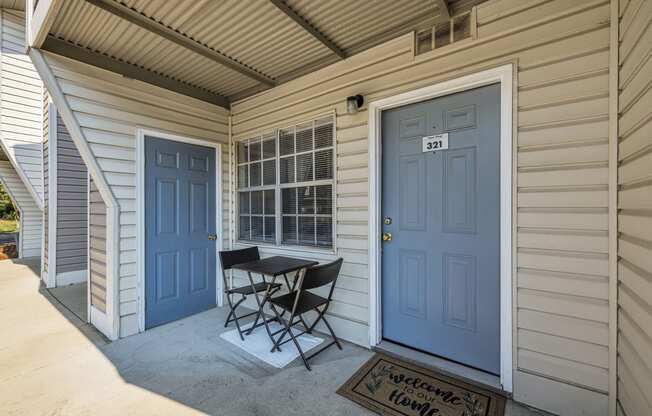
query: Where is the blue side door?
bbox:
[145,136,217,329]
[381,84,501,374]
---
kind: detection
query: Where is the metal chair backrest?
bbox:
[219,247,260,271]
[298,258,343,298]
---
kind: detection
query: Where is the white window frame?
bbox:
[235,115,337,253]
[236,133,277,244]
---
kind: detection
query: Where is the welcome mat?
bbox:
[337,353,505,416]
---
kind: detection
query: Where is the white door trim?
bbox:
[86,172,91,323]
[368,64,514,392]
[136,129,224,333]
[46,102,57,288]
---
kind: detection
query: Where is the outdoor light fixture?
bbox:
[346,94,364,114]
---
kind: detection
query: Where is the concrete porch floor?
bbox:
[0,259,545,416]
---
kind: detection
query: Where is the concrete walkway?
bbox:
[48,282,87,321]
[0,259,544,416]
[0,258,377,416]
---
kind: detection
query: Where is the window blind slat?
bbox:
[280,156,295,184]
[296,153,314,182]
[279,129,294,155]
[282,188,296,214]
[263,137,276,159]
[249,140,261,161]
[249,162,261,187]
[297,186,314,215]
[296,122,313,153]
[237,117,335,248]
[315,149,333,180]
[263,160,276,185]
[282,216,298,245]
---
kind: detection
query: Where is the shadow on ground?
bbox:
[1,258,547,416]
[1,257,375,415]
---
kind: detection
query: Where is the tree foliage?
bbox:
[0,182,18,220]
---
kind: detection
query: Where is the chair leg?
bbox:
[224,294,248,342]
[271,308,312,371]
[224,294,236,328]
[306,306,342,351]
[246,285,280,335]
[299,316,311,332]
[306,306,325,333]
[245,273,265,336]
[269,304,287,353]
[282,273,292,290]
[246,275,282,337]
[247,306,262,335]
[321,315,342,350]
[247,273,277,343]
[231,296,249,341]
[286,322,311,371]
[225,295,246,325]
[277,274,293,319]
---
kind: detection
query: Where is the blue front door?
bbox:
[145,136,217,329]
[381,84,501,374]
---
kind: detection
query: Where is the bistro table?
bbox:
[230,256,318,347]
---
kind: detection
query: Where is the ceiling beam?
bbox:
[84,0,276,86]
[41,36,230,109]
[231,8,444,103]
[269,0,347,59]
[435,0,451,21]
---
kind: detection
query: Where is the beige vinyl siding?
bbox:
[616,0,652,415]
[37,51,230,338]
[89,178,107,313]
[0,9,43,206]
[231,0,612,413]
[55,113,87,274]
[0,160,41,257]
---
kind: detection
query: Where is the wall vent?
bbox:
[416,10,473,55]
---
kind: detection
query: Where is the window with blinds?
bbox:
[237,116,335,249]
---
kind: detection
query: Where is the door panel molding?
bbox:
[442,146,477,234]
[442,252,478,332]
[136,129,223,333]
[368,63,514,392]
[398,155,426,231]
[398,248,428,320]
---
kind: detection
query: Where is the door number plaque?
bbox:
[422,133,449,153]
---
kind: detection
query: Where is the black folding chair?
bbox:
[219,247,282,341]
[268,258,344,370]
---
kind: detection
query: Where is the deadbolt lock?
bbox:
[208,234,218,241]
[382,232,392,242]
[383,217,392,225]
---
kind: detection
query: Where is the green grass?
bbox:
[0,219,18,233]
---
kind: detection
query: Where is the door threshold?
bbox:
[374,340,505,394]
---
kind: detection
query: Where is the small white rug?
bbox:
[220,321,324,368]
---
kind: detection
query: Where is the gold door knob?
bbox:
[382,232,392,242]
[208,234,217,241]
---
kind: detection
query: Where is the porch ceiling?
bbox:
[41,0,485,108]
